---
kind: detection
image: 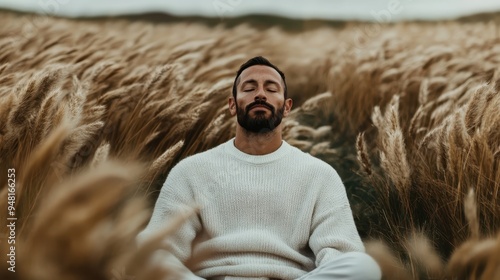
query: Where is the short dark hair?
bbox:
[232,56,287,99]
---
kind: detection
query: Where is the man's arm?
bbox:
[308,167,365,267]
[137,163,204,279]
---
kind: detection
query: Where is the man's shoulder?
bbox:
[171,141,226,171]
[286,141,338,173]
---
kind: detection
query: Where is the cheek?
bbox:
[236,96,251,108]
[272,97,286,107]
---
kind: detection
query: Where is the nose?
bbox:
[254,86,267,101]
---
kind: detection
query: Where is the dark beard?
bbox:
[236,100,285,134]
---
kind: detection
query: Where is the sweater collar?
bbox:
[224,137,291,164]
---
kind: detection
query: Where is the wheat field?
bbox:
[0,10,499,279]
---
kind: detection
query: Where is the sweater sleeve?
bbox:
[137,162,204,279]
[308,166,365,267]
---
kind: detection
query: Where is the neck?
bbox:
[233,125,283,155]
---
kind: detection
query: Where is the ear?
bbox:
[228,97,237,116]
[283,98,293,117]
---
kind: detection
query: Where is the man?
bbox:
[137,56,381,280]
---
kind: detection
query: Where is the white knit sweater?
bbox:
[137,138,364,279]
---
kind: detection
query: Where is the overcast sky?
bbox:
[1,0,500,21]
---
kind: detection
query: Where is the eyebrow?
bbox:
[241,79,281,88]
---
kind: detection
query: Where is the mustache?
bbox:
[245,100,275,112]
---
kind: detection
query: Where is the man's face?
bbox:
[229,65,292,134]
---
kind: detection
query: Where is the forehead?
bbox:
[239,65,283,85]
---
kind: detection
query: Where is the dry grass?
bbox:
[0,11,499,279]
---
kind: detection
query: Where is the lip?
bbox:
[250,105,270,110]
